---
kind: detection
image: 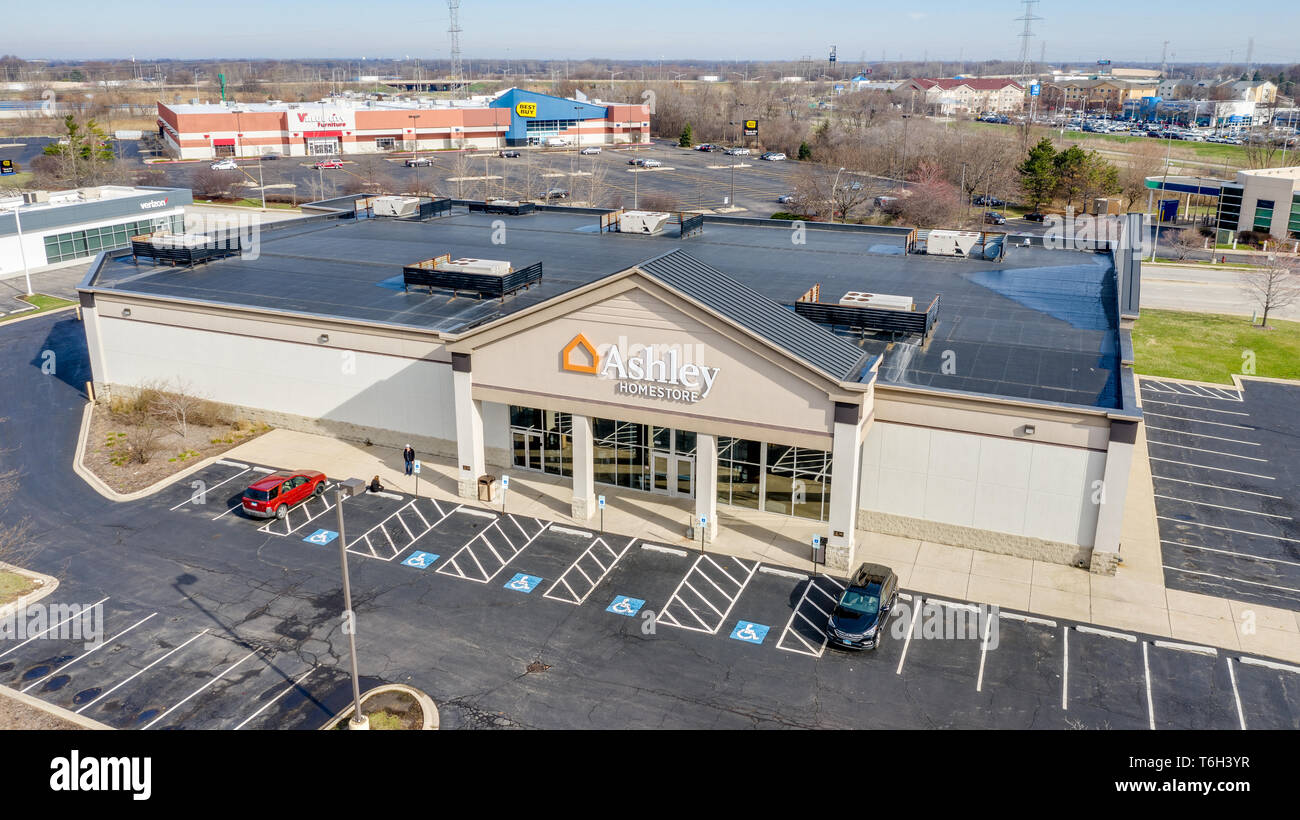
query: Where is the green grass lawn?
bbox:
[0,171,34,187]
[0,292,76,323]
[0,570,37,605]
[1132,309,1300,384]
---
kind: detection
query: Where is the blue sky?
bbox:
[14,0,1300,64]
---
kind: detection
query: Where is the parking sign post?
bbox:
[501,475,509,514]
[412,459,421,498]
[699,514,707,553]
[334,477,369,730]
[598,494,605,534]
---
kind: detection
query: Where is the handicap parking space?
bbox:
[542,532,637,606]
[774,573,845,658]
[720,567,817,651]
[656,552,759,635]
[1144,641,1241,730]
[578,543,695,627]
[341,495,459,561]
[1141,378,1300,612]
[1063,626,1150,729]
[1231,657,1300,730]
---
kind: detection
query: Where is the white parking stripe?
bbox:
[999,612,1057,627]
[233,666,316,730]
[1145,426,1258,446]
[1154,494,1292,519]
[0,596,111,659]
[216,460,249,469]
[1152,476,1283,499]
[1163,565,1300,595]
[1162,540,1300,569]
[211,502,243,520]
[141,649,259,730]
[1157,517,1300,545]
[896,598,922,675]
[169,467,249,510]
[1148,457,1274,480]
[1227,659,1246,730]
[75,629,210,714]
[1061,626,1069,710]
[21,613,157,693]
[976,613,994,692]
[1147,441,1267,462]
[1142,399,1250,416]
[1143,411,1254,431]
[1143,641,1155,730]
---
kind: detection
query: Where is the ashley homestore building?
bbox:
[77,205,1143,573]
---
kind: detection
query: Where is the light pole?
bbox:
[409,113,421,195]
[257,153,266,209]
[12,208,32,296]
[334,476,369,730]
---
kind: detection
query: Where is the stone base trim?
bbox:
[858,508,1096,569]
[1089,550,1120,575]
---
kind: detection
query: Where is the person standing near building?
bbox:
[402,444,415,476]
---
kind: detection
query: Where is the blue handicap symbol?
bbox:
[606,596,646,617]
[730,620,770,645]
[303,529,339,545]
[402,551,440,570]
[505,573,542,593]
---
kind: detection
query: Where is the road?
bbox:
[1141,263,1299,320]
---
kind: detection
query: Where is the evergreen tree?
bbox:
[797,142,812,160]
[1017,138,1058,211]
[678,123,693,148]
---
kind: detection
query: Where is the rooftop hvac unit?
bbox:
[22,190,51,204]
[618,210,671,235]
[439,257,512,275]
[372,195,420,217]
[839,291,915,311]
[925,230,982,257]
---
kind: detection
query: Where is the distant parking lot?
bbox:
[1142,377,1300,611]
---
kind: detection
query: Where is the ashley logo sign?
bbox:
[562,334,719,404]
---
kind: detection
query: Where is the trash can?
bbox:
[477,475,496,503]
[811,536,826,566]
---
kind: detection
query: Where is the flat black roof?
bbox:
[86,209,1123,410]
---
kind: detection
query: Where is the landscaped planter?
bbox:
[323,684,439,731]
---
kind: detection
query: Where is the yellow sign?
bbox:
[515,102,538,118]
[744,120,757,129]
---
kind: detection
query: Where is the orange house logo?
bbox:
[561,334,600,374]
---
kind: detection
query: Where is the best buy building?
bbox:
[78,205,1144,573]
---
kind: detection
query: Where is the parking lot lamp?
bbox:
[334,477,369,730]
[830,166,845,223]
[409,114,421,195]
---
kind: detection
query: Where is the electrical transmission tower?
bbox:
[1160,40,1169,77]
[447,0,465,98]
[1015,0,1042,82]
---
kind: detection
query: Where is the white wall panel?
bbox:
[98,318,456,441]
[860,421,1108,548]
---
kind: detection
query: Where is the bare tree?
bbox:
[1242,258,1300,328]
[1167,228,1206,261]
[148,379,206,443]
[0,466,36,569]
[190,168,240,200]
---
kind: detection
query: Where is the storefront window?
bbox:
[718,436,762,511]
[764,443,832,521]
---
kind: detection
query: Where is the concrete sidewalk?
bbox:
[225,425,1300,664]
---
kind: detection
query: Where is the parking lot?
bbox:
[9,452,1297,730]
[1141,377,1300,612]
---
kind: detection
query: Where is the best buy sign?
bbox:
[515,102,538,118]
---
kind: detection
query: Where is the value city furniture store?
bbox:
[0,186,189,275]
[77,210,1142,574]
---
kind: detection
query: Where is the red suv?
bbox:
[241,470,327,519]
[313,159,343,169]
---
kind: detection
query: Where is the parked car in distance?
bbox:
[760,151,786,161]
[210,159,238,171]
[694,143,716,152]
[825,563,899,650]
[777,194,795,204]
[1023,211,1047,222]
[259,152,280,161]
[641,159,663,168]
[628,157,645,165]
[241,470,327,520]
[405,156,434,167]
[579,146,601,154]
[544,188,570,199]
[313,159,344,169]
[984,211,1007,225]
[498,150,521,158]
[724,147,750,156]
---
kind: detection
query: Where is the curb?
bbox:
[0,684,114,730]
[71,401,251,503]
[322,684,439,730]
[0,562,59,619]
[0,303,78,328]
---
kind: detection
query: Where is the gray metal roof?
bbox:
[634,248,873,383]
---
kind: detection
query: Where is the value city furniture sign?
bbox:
[562,333,720,405]
[292,108,356,131]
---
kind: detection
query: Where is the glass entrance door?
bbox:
[512,430,543,471]
[651,452,693,497]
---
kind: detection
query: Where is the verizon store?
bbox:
[77,205,1144,573]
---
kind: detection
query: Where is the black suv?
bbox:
[825,563,899,650]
